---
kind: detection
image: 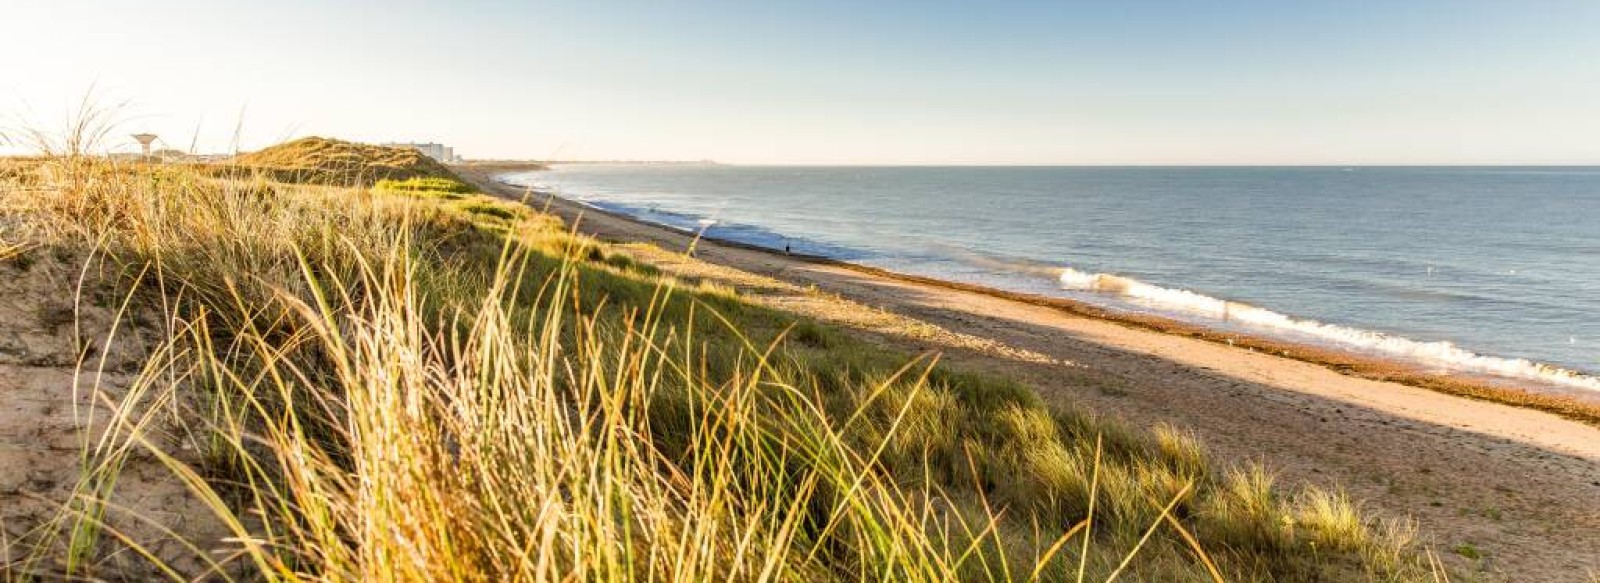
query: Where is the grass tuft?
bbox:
[0,148,1440,581]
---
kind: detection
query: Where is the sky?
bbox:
[5,0,1600,164]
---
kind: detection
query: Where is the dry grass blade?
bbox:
[1104,481,1195,582]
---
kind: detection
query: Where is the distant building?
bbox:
[383,142,462,163]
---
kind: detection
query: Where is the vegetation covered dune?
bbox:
[0,139,1440,581]
[224,136,459,184]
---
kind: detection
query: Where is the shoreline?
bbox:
[462,167,1600,577]
[482,170,1600,426]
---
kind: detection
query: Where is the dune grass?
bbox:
[375,175,478,195]
[220,136,458,185]
[0,145,1438,581]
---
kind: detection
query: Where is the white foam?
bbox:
[1057,268,1600,392]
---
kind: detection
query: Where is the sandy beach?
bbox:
[468,169,1600,581]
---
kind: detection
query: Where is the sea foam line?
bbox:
[1058,268,1600,392]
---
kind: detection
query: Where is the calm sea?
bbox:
[500,166,1600,395]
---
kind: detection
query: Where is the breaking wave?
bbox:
[1057,268,1600,392]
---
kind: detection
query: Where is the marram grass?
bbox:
[0,151,1437,581]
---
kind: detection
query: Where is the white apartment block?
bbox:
[383,142,460,163]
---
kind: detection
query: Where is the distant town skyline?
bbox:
[6,1,1600,165]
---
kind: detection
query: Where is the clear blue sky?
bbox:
[6,0,1600,164]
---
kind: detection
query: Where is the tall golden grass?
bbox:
[0,132,1438,581]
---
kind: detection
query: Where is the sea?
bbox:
[499,165,1600,397]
